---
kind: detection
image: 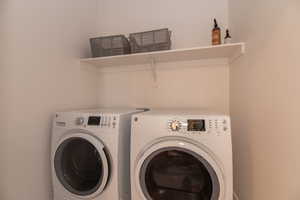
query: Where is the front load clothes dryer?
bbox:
[51,108,145,200]
[130,110,233,200]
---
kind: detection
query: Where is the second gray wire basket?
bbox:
[129,28,171,53]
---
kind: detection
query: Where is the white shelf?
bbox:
[80,43,245,68]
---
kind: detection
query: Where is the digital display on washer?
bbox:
[187,119,206,131]
[88,116,101,126]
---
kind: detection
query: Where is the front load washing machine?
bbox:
[131,110,233,200]
[51,108,144,200]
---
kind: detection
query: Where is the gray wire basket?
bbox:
[90,35,131,57]
[129,28,171,53]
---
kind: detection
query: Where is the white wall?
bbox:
[0,0,98,199]
[96,0,230,113]
[229,0,300,199]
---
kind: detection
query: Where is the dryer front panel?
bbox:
[134,140,225,200]
[140,148,219,200]
[54,133,110,198]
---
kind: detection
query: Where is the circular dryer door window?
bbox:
[140,147,220,200]
[54,136,109,196]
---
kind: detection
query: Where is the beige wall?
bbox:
[3,0,298,199]
[97,60,229,113]
[229,0,300,199]
[0,0,98,199]
[96,0,230,113]
[0,1,8,196]
[97,0,228,49]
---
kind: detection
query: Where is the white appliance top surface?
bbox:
[134,109,228,117]
[57,108,146,115]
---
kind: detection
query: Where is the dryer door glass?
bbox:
[54,137,108,196]
[140,148,220,200]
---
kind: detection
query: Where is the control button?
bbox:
[108,117,111,127]
[56,122,66,127]
[223,127,228,131]
[169,120,182,131]
[76,117,85,125]
[103,116,107,127]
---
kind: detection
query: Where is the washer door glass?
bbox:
[54,137,108,196]
[140,148,220,200]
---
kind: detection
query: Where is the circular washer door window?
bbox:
[54,137,109,196]
[140,147,220,200]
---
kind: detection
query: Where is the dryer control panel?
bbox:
[167,117,230,134]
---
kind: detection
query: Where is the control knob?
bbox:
[169,120,182,131]
[76,117,85,125]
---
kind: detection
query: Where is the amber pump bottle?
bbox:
[212,19,221,45]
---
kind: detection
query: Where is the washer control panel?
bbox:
[75,117,85,125]
[75,115,117,128]
[167,117,230,134]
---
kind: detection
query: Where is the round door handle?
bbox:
[76,117,85,125]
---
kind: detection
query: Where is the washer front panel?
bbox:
[54,133,110,198]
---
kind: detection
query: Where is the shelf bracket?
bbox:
[149,57,157,84]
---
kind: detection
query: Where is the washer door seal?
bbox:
[54,134,109,197]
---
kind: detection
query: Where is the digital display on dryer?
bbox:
[187,120,206,131]
[88,116,101,126]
